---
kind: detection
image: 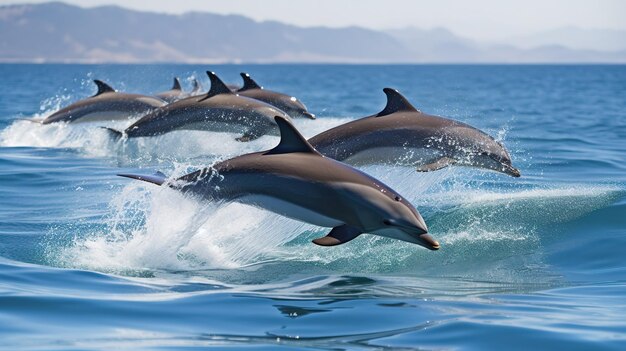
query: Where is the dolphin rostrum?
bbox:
[118,116,439,250]
[308,88,521,177]
[41,80,166,124]
[155,77,187,103]
[237,73,316,119]
[105,71,291,142]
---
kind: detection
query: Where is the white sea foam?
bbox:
[57,178,318,272]
[0,111,348,161]
[435,186,620,206]
[424,185,621,227]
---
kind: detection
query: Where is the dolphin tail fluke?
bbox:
[415,157,456,172]
[101,127,124,141]
[16,117,43,124]
[235,130,263,142]
[118,171,167,186]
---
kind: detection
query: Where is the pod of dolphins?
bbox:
[40,70,522,251]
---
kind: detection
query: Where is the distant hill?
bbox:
[1,2,624,63]
[512,27,626,52]
[386,27,626,63]
[0,2,410,63]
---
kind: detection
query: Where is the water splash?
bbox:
[53,177,317,273]
[0,111,348,162]
[0,120,123,157]
[50,165,621,279]
[8,93,619,281]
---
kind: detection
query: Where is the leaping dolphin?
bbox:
[41,80,166,124]
[118,116,439,250]
[308,88,521,177]
[155,77,187,103]
[237,73,316,119]
[105,71,290,142]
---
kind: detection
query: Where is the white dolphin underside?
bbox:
[343,146,444,167]
[63,111,140,123]
[237,194,344,228]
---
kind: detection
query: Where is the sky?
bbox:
[1,0,625,41]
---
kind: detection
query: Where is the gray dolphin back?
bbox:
[155,77,186,103]
[42,79,165,124]
[308,88,520,176]
[113,71,287,140]
[236,72,315,119]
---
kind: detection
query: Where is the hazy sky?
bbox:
[2,0,625,40]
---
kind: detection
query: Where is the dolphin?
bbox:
[155,77,187,103]
[105,71,291,142]
[237,73,316,119]
[308,88,521,177]
[118,116,439,250]
[190,78,203,96]
[41,80,166,124]
[156,77,205,102]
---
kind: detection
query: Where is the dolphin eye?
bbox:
[383,220,392,226]
[394,196,401,201]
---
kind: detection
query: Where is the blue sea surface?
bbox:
[0,64,625,350]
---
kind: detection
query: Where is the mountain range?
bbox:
[1,2,624,63]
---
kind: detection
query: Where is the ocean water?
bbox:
[0,64,625,350]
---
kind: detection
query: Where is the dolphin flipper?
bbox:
[235,131,262,142]
[312,224,362,246]
[415,157,457,172]
[118,171,167,186]
[237,123,277,142]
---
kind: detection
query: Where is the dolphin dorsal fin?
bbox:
[171,77,182,90]
[266,116,320,155]
[93,80,115,96]
[191,78,202,94]
[238,72,262,91]
[376,88,418,116]
[205,71,233,98]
